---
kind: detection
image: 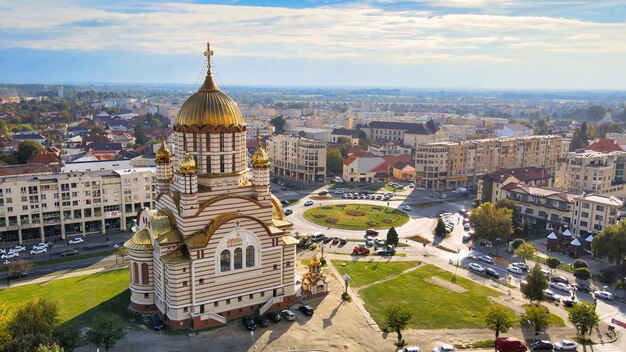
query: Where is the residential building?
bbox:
[61,159,134,172]
[330,128,358,145]
[478,167,552,204]
[266,134,327,183]
[495,123,533,138]
[0,165,154,244]
[368,140,412,157]
[392,162,415,182]
[572,194,623,236]
[437,125,476,142]
[342,151,386,183]
[125,45,297,330]
[361,120,439,147]
[415,135,568,189]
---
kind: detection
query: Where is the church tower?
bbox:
[155,141,173,192]
[252,134,271,205]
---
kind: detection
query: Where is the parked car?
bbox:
[485,268,500,279]
[549,282,572,293]
[440,194,447,199]
[340,238,348,245]
[507,265,523,275]
[562,298,579,308]
[332,237,340,244]
[253,315,270,328]
[495,337,528,352]
[30,247,47,255]
[281,309,296,321]
[333,190,344,195]
[550,276,570,285]
[284,209,293,215]
[366,239,374,246]
[594,290,614,300]
[403,347,421,352]
[432,344,455,352]
[150,314,164,330]
[366,229,379,236]
[401,205,412,211]
[60,249,79,257]
[575,284,591,293]
[298,305,314,316]
[553,339,577,350]
[280,200,289,205]
[1,251,19,260]
[479,255,494,264]
[68,237,85,245]
[266,311,281,323]
[463,223,470,230]
[304,200,314,206]
[530,340,553,351]
[375,239,385,246]
[11,245,26,253]
[242,317,257,331]
[543,289,560,302]
[469,263,485,273]
[541,269,551,278]
[318,191,328,196]
[512,262,529,271]
[32,242,48,250]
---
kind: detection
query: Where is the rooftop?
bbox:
[485,167,551,183]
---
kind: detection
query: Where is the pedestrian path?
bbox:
[591,342,622,352]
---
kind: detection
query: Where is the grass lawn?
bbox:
[0,249,118,272]
[333,260,421,288]
[303,203,409,230]
[359,264,505,329]
[0,268,140,330]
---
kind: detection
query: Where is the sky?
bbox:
[1,0,626,90]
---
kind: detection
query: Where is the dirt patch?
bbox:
[407,235,431,244]
[425,276,468,293]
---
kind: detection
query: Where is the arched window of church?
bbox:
[141,263,149,284]
[132,262,139,283]
[234,248,242,269]
[220,250,230,272]
[246,245,255,267]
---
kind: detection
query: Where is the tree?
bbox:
[336,136,351,145]
[35,343,63,352]
[573,267,592,281]
[53,327,78,352]
[0,121,8,136]
[591,222,626,267]
[513,242,536,261]
[382,304,413,344]
[568,302,598,341]
[8,259,32,279]
[485,305,517,348]
[386,227,399,247]
[434,218,447,237]
[16,140,43,164]
[569,122,590,151]
[298,130,307,138]
[469,202,513,244]
[586,105,606,121]
[523,304,550,333]
[510,239,525,251]
[521,264,548,303]
[270,115,286,134]
[495,199,521,228]
[2,298,59,352]
[572,259,588,269]
[85,313,125,352]
[326,148,344,175]
[134,124,148,146]
[546,257,561,271]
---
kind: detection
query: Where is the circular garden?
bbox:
[302,203,410,230]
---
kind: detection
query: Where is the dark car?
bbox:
[242,317,257,331]
[366,229,379,236]
[60,249,78,257]
[280,200,289,205]
[150,315,164,330]
[485,268,500,279]
[284,209,293,216]
[298,305,314,316]
[562,298,579,308]
[318,191,328,196]
[266,311,281,323]
[253,315,270,328]
[575,284,591,293]
[551,276,570,285]
[530,340,553,351]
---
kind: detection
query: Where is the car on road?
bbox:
[280,200,289,205]
[318,191,328,196]
[550,276,570,285]
[401,205,412,211]
[553,339,577,350]
[594,290,614,300]
[485,268,500,278]
[68,237,84,245]
[298,305,314,316]
[253,315,270,328]
[549,282,572,293]
[366,229,379,236]
[303,200,314,206]
[431,343,455,352]
[340,238,348,245]
[562,298,579,308]
[543,289,560,302]
[61,249,79,257]
[479,255,494,264]
[242,317,257,331]
[530,340,553,351]
[440,193,447,199]
[341,194,347,199]
[375,239,385,246]
[366,238,374,247]
[333,190,344,194]
[463,223,470,231]
[150,314,164,330]
[266,311,281,323]
[402,347,420,352]
[332,237,340,244]
[32,242,48,250]
[284,209,293,215]
[507,265,523,275]
[512,262,529,271]
[11,245,26,253]
[468,263,485,273]
[281,309,296,321]
[574,284,591,293]
[541,269,551,278]
[1,251,19,260]
[30,247,47,255]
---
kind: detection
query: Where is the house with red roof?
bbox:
[586,139,624,153]
[342,150,386,183]
[478,166,553,204]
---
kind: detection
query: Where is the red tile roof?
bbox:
[485,167,551,183]
[29,151,59,165]
[587,139,624,153]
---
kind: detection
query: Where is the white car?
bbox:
[32,242,48,250]
[281,309,296,321]
[1,251,19,260]
[304,200,314,206]
[479,255,494,264]
[553,339,577,350]
[401,205,412,211]
[30,247,47,255]
[68,237,85,245]
[468,263,485,273]
[333,190,344,195]
[550,282,572,293]
[507,265,523,275]
[12,245,26,252]
[594,290,614,300]
[432,344,455,352]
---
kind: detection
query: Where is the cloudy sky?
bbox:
[1,0,625,90]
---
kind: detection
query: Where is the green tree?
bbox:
[434,218,447,237]
[592,222,626,266]
[485,305,517,347]
[85,313,125,352]
[16,140,43,164]
[573,267,592,281]
[0,121,8,136]
[386,227,399,247]
[270,115,286,134]
[586,105,606,121]
[495,199,521,228]
[336,136,351,145]
[469,202,513,244]
[53,327,78,352]
[382,304,413,344]
[513,242,536,261]
[298,130,307,138]
[2,298,59,352]
[521,264,548,303]
[35,343,63,352]
[134,124,148,146]
[510,238,525,251]
[569,122,590,151]
[572,259,588,269]
[523,304,550,333]
[8,259,32,278]
[326,148,344,175]
[546,257,561,271]
[568,302,598,341]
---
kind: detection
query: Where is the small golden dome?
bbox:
[124,228,153,251]
[252,136,270,168]
[156,141,172,164]
[176,43,245,128]
[310,253,320,267]
[178,152,197,174]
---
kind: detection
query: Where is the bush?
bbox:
[599,268,616,284]
[574,267,592,281]
[511,238,525,250]
[546,257,562,270]
[341,292,352,302]
[572,259,588,269]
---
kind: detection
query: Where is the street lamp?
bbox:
[342,274,351,295]
[495,237,501,257]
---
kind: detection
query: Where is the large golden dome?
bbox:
[176,43,245,128]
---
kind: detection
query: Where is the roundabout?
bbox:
[302,203,410,230]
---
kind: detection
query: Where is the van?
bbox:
[310,232,325,242]
[495,337,527,352]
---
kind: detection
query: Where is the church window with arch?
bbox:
[234,247,243,269]
[246,245,255,267]
[220,250,230,272]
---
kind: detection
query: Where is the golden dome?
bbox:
[176,43,245,128]
[124,228,153,251]
[156,141,171,164]
[252,135,270,168]
[310,253,320,267]
[178,152,197,174]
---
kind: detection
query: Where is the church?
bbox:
[125,43,298,330]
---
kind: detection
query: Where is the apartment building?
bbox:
[0,165,155,244]
[573,194,623,236]
[478,167,552,204]
[361,120,439,147]
[266,134,327,184]
[415,135,569,189]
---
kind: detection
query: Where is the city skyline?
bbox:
[1,0,626,90]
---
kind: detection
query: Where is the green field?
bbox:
[0,268,138,330]
[333,260,421,288]
[357,264,505,329]
[303,204,410,230]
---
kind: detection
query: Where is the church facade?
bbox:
[125,44,298,330]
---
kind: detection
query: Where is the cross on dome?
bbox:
[204,42,213,73]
